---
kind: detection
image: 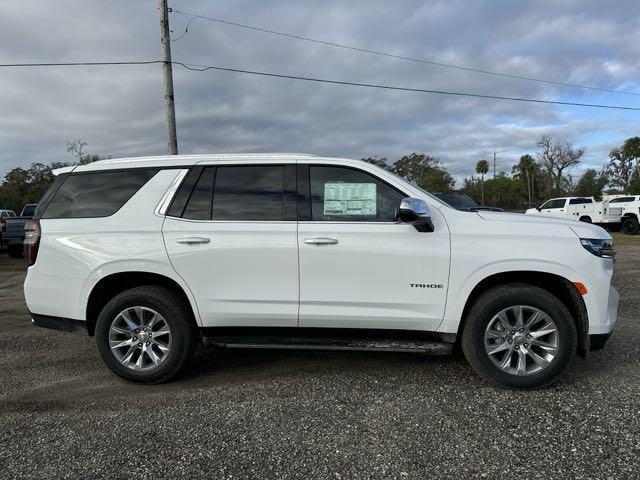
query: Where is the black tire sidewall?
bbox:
[622,218,639,235]
[95,287,197,383]
[462,285,576,388]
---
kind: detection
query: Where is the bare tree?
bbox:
[605,146,635,192]
[536,135,584,194]
[66,140,109,165]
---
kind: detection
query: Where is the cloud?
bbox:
[0,0,638,187]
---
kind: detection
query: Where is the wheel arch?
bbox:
[457,271,589,357]
[86,271,200,336]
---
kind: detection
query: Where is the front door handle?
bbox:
[304,237,339,245]
[177,236,210,245]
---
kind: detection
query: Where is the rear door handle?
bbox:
[177,236,210,245]
[304,237,339,245]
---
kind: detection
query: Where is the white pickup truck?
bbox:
[525,197,621,228]
[606,195,640,235]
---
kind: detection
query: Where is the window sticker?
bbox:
[323,182,377,216]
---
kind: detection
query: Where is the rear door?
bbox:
[162,163,299,327]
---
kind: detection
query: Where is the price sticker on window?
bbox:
[323,183,377,216]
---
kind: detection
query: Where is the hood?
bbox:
[475,211,611,239]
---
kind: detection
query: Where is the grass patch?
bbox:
[612,232,640,246]
[0,253,26,272]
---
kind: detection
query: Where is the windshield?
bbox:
[434,193,479,209]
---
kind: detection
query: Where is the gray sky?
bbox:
[1,0,639,184]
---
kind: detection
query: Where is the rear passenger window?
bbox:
[41,169,158,218]
[610,196,635,203]
[212,166,284,221]
[182,168,214,220]
[569,198,592,205]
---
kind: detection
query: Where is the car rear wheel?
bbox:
[95,286,199,383]
[622,217,639,235]
[461,284,576,389]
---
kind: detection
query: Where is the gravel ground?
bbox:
[1,247,639,479]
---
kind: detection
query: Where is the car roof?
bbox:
[52,153,347,175]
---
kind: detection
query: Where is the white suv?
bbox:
[24,154,619,388]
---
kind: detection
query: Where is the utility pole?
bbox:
[159,0,178,154]
[493,152,498,204]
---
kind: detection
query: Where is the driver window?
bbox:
[309,166,405,222]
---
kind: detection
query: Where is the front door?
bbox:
[540,198,567,218]
[163,164,299,327]
[297,164,450,331]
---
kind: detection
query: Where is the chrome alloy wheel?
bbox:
[108,306,172,371]
[484,305,559,376]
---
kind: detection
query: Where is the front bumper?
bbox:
[589,332,613,351]
[588,285,619,336]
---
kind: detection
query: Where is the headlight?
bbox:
[580,238,615,259]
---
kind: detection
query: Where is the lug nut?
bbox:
[524,343,529,348]
[146,341,150,346]
[515,346,520,350]
[526,334,531,339]
[138,342,142,347]
[507,339,513,344]
[133,336,137,341]
[519,328,524,332]
[511,330,515,334]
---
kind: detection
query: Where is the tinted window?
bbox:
[21,204,37,216]
[41,169,157,218]
[541,199,565,209]
[212,166,284,221]
[309,166,404,221]
[182,168,214,220]
[34,174,69,218]
[569,198,593,205]
[610,196,635,203]
[435,193,478,209]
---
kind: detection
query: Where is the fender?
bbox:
[80,259,203,326]
[437,258,580,334]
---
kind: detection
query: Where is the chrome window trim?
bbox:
[155,169,189,216]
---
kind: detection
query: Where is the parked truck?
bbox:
[525,197,621,229]
[3,203,38,257]
[606,195,640,235]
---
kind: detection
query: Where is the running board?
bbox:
[204,336,453,355]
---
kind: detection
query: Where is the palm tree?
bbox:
[514,155,536,207]
[475,160,489,205]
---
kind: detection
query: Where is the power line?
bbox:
[1,60,639,110]
[0,61,164,67]
[172,61,640,111]
[172,9,640,97]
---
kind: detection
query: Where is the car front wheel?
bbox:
[461,284,576,389]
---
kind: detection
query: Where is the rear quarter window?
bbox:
[40,169,158,219]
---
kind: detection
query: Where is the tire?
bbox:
[579,216,592,223]
[461,284,576,389]
[95,286,199,384]
[621,217,639,235]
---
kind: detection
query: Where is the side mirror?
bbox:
[398,197,434,232]
[536,206,542,211]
